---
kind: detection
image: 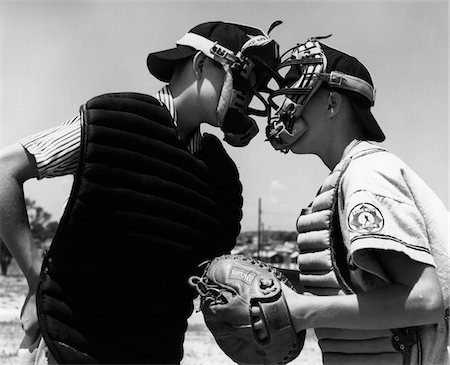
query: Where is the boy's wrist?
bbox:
[284,288,316,332]
[287,292,334,331]
[24,258,43,291]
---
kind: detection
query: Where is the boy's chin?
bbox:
[204,119,222,128]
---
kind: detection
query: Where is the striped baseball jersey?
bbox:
[19,86,202,179]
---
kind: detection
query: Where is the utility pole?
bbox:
[257,197,261,260]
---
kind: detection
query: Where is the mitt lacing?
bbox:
[188,276,230,308]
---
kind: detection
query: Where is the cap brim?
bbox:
[352,104,385,142]
[147,45,197,82]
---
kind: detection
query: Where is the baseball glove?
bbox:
[188,254,305,365]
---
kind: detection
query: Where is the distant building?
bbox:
[234,231,299,269]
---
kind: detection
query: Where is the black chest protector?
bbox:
[36,93,243,364]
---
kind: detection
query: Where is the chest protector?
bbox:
[36,93,243,364]
[296,148,418,365]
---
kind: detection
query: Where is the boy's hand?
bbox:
[20,289,40,347]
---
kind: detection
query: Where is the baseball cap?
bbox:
[284,42,385,142]
[147,21,260,82]
[320,43,385,142]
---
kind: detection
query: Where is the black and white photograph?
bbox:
[1,1,448,364]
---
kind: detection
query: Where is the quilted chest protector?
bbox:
[296,165,348,296]
[36,93,243,364]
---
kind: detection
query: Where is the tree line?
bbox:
[0,198,58,275]
[238,230,298,244]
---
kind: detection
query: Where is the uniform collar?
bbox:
[333,139,366,172]
[154,85,178,124]
[341,139,363,160]
[334,139,380,172]
[154,85,202,154]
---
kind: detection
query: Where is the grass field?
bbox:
[0,261,322,365]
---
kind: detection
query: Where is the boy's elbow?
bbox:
[424,289,445,322]
[417,279,446,324]
[0,143,38,183]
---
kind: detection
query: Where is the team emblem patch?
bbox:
[348,203,384,233]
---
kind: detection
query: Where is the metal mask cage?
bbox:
[228,36,285,119]
[264,39,330,152]
[221,40,283,147]
[217,21,285,147]
[266,37,377,152]
[224,20,286,121]
[268,40,327,112]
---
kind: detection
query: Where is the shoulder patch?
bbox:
[348,203,384,233]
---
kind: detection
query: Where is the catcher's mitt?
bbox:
[188,254,305,365]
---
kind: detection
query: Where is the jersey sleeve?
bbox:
[339,155,436,283]
[19,116,81,179]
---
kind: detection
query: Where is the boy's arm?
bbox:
[0,143,42,343]
[284,250,445,331]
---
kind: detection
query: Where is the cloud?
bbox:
[270,180,287,191]
[269,195,279,205]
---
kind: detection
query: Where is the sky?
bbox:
[1,0,448,232]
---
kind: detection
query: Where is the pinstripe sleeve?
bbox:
[19,115,81,179]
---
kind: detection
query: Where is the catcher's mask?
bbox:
[266,37,380,153]
[176,22,283,147]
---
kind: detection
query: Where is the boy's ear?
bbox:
[193,51,206,79]
[327,91,342,118]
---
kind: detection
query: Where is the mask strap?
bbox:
[216,69,234,126]
[318,71,376,105]
[176,33,239,67]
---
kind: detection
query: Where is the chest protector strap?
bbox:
[36,93,243,364]
[296,147,418,365]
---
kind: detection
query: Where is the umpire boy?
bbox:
[0,21,279,364]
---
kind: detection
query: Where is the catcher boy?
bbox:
[264,38,449,364]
